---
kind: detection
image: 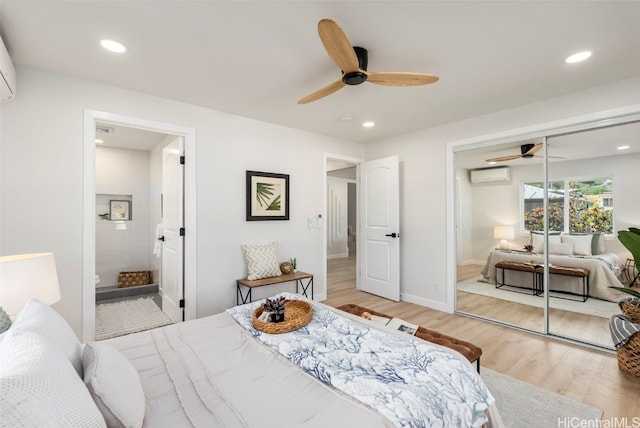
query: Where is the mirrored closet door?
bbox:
[454,140,545,334]
[545,121,640,347]
[453,115,640,350]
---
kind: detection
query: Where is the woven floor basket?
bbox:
[620,299,640,323]
[617,332,640,379]
[252,300,313,334]
[117,271,152,288]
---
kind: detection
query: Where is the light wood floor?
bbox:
[457,264,613,346]
[324,254,640,420]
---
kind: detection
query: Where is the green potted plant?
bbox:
[610,228,640,321]
[289,258,297,272]
[263,296,286,323]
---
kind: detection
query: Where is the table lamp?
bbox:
[0,252,61,317]
[494,226,515,250]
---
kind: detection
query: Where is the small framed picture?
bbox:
[246,171,290,221]
[110,200,131,221]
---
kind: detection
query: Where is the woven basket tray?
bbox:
[617,331,640,379]
[117,271,152,288]
[620,299,640,323]
[252,300,313,334]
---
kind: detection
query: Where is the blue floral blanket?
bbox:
[227,293,494,427]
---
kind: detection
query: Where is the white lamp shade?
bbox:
[0,253,61,316]
[494,226,515,240]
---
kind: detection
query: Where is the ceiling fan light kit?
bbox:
[298,19,439,104]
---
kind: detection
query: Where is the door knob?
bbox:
[385,233,399,238]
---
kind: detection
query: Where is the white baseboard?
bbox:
[328,252,348,259]
[458,259,486,266]
[400,292,454,314]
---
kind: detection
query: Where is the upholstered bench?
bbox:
[494,261,539,294]
[336,304,482,372]
[535,265,590,302]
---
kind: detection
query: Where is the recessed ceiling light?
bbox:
[95,139,104,144]
[362,121,375,128]
[565,51,591,64]
[340,115,353,122]
[617,145,630,150]
[487,161,497,165]
[100,39,127,53]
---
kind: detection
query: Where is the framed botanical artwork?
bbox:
[246,170,289,221]
[110,200,131,221]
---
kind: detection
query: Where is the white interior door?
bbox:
[161,137,184,322]
[358,155,400,301]
[327,176,349,259]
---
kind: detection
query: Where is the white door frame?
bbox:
[82,109,197,342]
[322,153,364,300]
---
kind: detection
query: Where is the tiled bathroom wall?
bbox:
[95,146,151,287]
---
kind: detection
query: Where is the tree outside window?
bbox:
[523,177,613,234]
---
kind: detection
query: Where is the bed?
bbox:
[0,295,504,427]
[481,250,625,302]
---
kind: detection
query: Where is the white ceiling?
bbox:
[454,120,640,169]
[1,1,639,146]
[95,122,168,151]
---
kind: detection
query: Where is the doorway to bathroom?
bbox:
[93,123,184,340]
[82,110,197,343]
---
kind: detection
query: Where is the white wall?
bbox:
[326,176,349,259]
[364,76,640,311]
[0,67,364,337]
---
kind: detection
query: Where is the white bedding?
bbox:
[481,250,625,302]
[104,298,504,427]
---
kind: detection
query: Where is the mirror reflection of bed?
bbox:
[454,119,639,349]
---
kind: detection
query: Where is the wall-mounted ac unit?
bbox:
[0,35,16,102]
[470,167,510,184]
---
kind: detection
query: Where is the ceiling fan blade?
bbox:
[317,19,359,73]
[366,71,439,86]
[297,79,346,104]
[486,154,522,163]
[525,143,543,156]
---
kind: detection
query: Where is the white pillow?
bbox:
[561,234,593,256]
[242,242,281,280]
[548,242,574,256]
[10,298,84,377]
[83,343,145,428]
[531,233,562,254]
[0,329,106,428]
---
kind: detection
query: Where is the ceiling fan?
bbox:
[486,143,544,163]
[297,19,439,104]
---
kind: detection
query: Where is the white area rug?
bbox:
[96,297,173,340]
[458,276,619,319]
[482,368,602,426]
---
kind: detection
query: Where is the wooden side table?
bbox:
[236,271,314,305]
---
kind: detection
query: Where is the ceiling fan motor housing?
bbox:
[342,46,368,85]
[521,143,535,158]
